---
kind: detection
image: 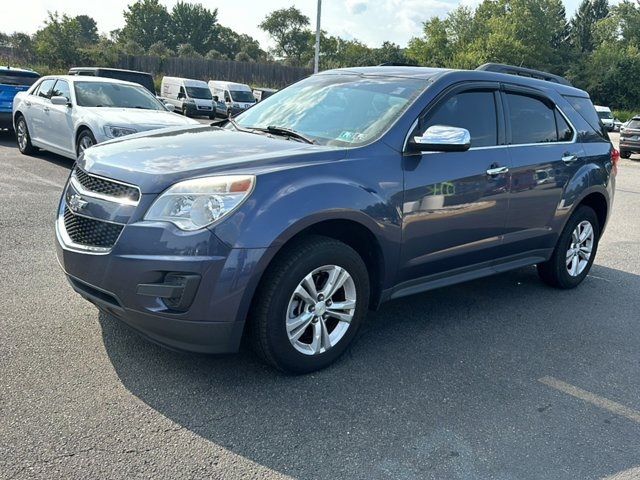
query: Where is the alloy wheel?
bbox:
[566,220,594,277]
[285,265,356,355]
[17,120,27,151]
[78,135,94,153]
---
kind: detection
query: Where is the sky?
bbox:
[0,0,589,49]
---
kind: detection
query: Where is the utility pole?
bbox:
[314,0,322,73]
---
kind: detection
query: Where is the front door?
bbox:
[43,79,75,155]
[399,84,511,282]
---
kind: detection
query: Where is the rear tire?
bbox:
[537,205,600,289]
[250,235,370,374]
[16,116,36,155]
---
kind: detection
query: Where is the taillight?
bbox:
[611,147,619,175]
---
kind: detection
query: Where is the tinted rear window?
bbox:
[95,70,155,95]
[506,93,557,144]
[0,70,40,86]
[564,95,606,137]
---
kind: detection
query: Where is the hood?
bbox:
[84,107,198,129]
[80,125,343,193]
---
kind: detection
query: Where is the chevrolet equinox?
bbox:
[55,64,617,373]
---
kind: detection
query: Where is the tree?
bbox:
[570,0,609,52]
[176,43,201,57]
[205,49,224,60]
[122,40,145,55]
[120,0,170,50]
[259,7,313,66]
[75,15,99,45]
[170,2,218,54]
[148,41,173,57]
[33,12,83,67]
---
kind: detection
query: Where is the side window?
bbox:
[506,93,557,144]
[423,90,498,147]
[50,80,71,102]
[224,90,231,102]
[33,79,55,98]
[178,86,186,98]
[555,110,573,142]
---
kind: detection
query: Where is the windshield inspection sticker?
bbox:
[338,131,364,142]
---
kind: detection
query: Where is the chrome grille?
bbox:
[73,167,140,203]
[63,208,124,249]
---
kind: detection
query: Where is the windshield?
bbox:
[234,74,425,147]
[0,71,39,86]
[230,90,255,103]
[627,120,640,129]
[186,86,212,100]
[74,82,165,110]
[597,111,613,120]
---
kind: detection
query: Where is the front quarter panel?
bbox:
[213,143,404,286]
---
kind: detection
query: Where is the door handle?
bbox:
[562,154,578,164]
[486,166,509,176]
[25,101,32,107]
[43,106,50,112]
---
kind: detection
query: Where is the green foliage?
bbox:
[613,110,637,122]
[33,12,83,68]
[176,43,202,58]
[170,2,218,54]
[148,41,174,58]
[120,0,171,50]
[259,7,314,66]
[75,15,99,45]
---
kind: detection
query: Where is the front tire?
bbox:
[620,150,631,159]
[250,235,370,374]
[16,116,36,155]
[537,205,600,289]
[76,130,96,158]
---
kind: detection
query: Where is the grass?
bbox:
[613,110,639,122]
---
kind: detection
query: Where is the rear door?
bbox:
[28,78,56,143]
[501,85,584,255]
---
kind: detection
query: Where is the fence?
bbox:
[117,55,313,89]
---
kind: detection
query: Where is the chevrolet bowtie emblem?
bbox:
[68,194,88,212]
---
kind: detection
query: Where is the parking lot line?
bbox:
[539,376,640,424]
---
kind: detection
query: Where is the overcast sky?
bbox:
[0,0,591,49]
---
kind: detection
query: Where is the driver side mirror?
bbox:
[164,102,175,112]
[213,95,219,102]
[177,92,185,99]
[411,125,471,152]
[51,96,71,107]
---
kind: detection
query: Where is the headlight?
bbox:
[144,175,255,231]
[104,125,138,138]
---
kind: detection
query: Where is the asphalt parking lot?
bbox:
[1,129,639,480]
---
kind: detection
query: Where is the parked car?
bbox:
[613,118,623,132]
[160,77,215,118]
[253,87,278,102]
[68,67,156,96]
[594,105,614,131]
[619,116,640,159]
[56,64,616,373]
[0,66,39,131]
[208,80,256,117]
[13,75,198,160]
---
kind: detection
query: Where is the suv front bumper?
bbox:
[56,197,270,354]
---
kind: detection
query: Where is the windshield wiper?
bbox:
[259,126,316,144]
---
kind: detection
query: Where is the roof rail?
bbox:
[476,63,572,87]
[377,62,417,67]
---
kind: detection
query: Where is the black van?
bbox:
[68,67,156,96]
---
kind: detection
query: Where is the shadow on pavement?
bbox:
[98,264,640,480]
[0,129,73,170]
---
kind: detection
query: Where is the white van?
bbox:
[208,80,256,117]
[594,105,614,131]
[160,77,215,118]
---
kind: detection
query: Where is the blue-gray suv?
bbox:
[56,64,617,373]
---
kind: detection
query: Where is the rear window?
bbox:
[564,95,606,137]
[0,70,40,86]
[597,110,613,120]
[95,70,155,95]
